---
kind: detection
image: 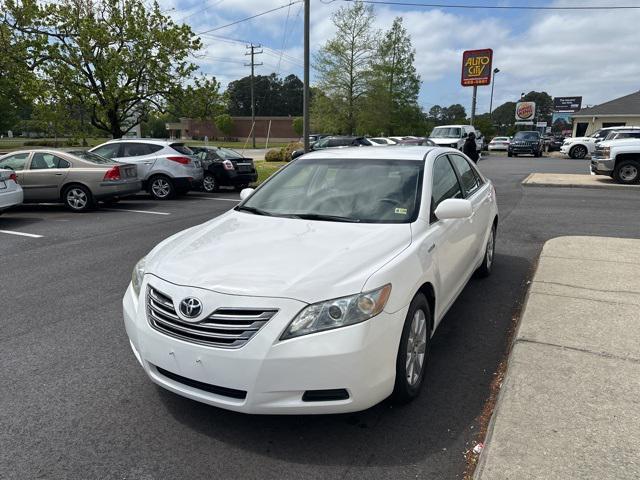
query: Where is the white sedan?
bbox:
[488,136,510,151]
[123,146,498,414]
[0,168,23,213]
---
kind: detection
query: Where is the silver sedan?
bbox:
[0,149,141,212]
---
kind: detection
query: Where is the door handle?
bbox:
[427,243,436,253]
[55,173,64,176]
[143,162,153,165]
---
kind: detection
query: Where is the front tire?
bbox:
[392,293,432,404]
[507,152,513,157]
[149,175,175,200]
[203,174,217,193]
[613,160,640,184]
[63,185,94,212]
[570,145,587,159]
[476,223,497,278]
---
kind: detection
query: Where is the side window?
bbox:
[0,152,30,171]
[29,153,70,170]
[431,155,463,223]
[122,143,153,157]
[92,144,121,159]
[449,154,482,197]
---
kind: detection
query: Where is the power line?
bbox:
[245,44,264,148]
[340,0,640,9]
[196,1,303,35]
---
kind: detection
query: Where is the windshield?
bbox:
[513,132,539,140]
[431,127,461,138]
[68,151,118,164]
[239,157,423,223]
[215,147,244,159]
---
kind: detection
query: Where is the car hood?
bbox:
[565,136,593,143]
[430,137,461,145]
[599,138,640,148]
[145,211,412,304]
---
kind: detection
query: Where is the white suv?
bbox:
[561,126,640,159]
[90,139,203,200]
[429,125,481,151]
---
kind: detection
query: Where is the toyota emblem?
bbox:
[179,297,203,319]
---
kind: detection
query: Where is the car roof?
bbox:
[299,145,441,161]
[102,138,180,145]
[433,124,471,128]
[601,126,640,131]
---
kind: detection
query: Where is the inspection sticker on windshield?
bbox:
[395,208,407,215]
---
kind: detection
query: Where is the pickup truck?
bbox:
[590,138,640,184]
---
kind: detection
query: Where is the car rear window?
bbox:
[68,151,118,164]
[170,143,194,155]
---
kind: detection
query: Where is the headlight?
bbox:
[281,284,392,340]
[131,256,146,297]
[600,147,611,157]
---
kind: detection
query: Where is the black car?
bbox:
[508,131,544,157]
[290,136,370,160]
[190,146,258,192]
[548,135,565,152]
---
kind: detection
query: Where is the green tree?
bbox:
[3,0,201,138]
[359,17,421,135]
[169,76,223,120]
[214,114,234,137]
[226,73,303,116]
[522,91,554,124]
[292,117,303,136]
[492,101,516,128]
[441,104,467,123]
[314,1,377,134]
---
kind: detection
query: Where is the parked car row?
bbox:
[0,139,258,212]
[561,126,640,159]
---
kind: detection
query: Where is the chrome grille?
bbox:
[147,287,277,348]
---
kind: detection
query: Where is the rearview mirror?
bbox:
[239,188,254,201]
[434,198,473,220]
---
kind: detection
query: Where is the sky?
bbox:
[160,0,640,115]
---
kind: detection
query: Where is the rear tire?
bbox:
[148,175,175,200]
[476,223,497,278]
[570,145,587,159]
[507,152,513,157]
[203,174,218,193]
[613,160,640,184]
[391,293,432,404]
[63,185,94,212]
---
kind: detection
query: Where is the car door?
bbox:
[21,152,71,201]
[113,143,161,180]
[0,152,31,193]
[448,153,491,270]
[426,154,470,315]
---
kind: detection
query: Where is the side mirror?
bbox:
[434,198,473,220]
[239,188,254,201]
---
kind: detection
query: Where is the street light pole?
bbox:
[489,68,500,120]
[303,0,310,153]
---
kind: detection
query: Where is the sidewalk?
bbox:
[475,236,640,479]
[523,173,639,190]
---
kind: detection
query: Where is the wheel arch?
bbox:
[615,153,640,166]
[416,282,435,333]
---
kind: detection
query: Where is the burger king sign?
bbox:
[515,102,536,121]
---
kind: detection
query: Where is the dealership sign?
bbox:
[461,49,493,86]
[553,96,582,113]
[515,102,536,121]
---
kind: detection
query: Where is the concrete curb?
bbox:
[475,236,640,479]
[522,173,639,190]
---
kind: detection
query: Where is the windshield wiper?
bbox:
[235,205,273,216]
[290,213,360,223]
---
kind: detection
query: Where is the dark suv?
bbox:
[190,146,258,192]
[508,131,544,157]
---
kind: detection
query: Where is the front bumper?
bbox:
[509,144,539,155]
[123,276,405,414]
[560,144,572,155]
[590,157,615,176]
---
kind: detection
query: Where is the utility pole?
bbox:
[489,67,500,121]
[303,0,310,153]
[245,43,263,148]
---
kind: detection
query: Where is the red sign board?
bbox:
[461,49,493,87]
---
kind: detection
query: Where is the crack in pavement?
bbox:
[533,280,640,297]
[516,337,640,365]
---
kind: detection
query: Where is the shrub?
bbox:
[281,142,303,162]
[265,149,283,162]
[22,139,78,147]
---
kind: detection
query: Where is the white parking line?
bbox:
[192,197,240,202]
[103,208,171,216]
[0,229,44,238]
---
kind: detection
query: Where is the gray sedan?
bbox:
[0,149,141,212]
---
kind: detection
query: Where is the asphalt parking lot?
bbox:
[2,154,640,480]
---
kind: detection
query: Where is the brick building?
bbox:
[166,116,298,142]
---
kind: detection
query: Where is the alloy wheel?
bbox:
[152,178,171,198]
[67,188,88,210]
[573,146,587,159]
[203,175,216,192]
[486,228,495,269]
[406,309,428,386]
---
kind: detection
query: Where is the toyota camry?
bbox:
[123,146,498,414]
